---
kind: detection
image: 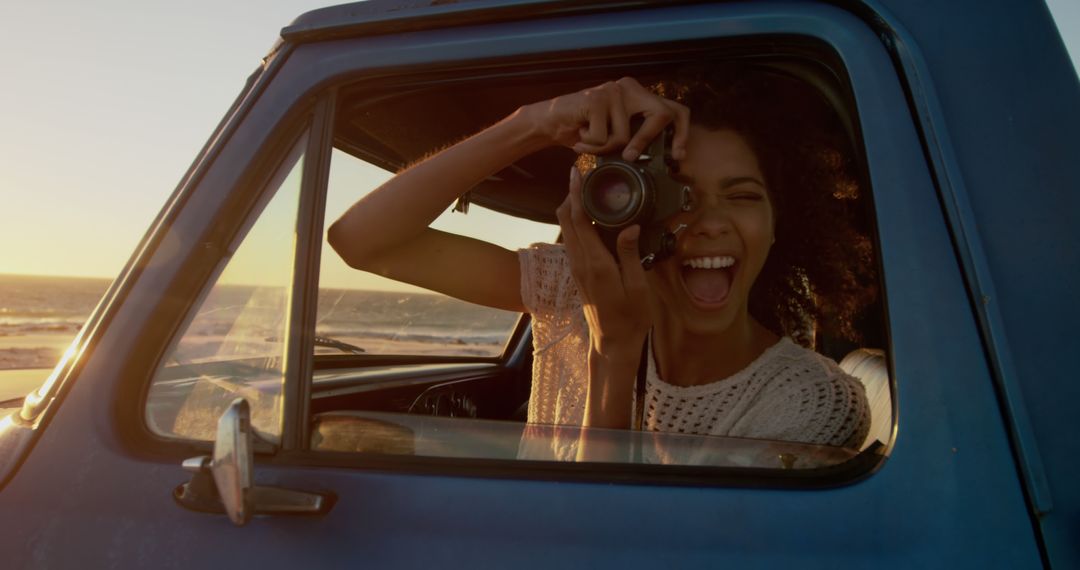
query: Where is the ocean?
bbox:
[0,274,109,337]
[0,274,110,370]
[0,273,520,370]
[315,287,519,349]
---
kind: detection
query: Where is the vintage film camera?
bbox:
[581,125,692,269]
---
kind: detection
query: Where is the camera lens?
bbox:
[582,163,647,228]
[592,173,632,213]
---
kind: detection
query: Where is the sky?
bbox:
[0,1,341,280]
[1,0,1078,286]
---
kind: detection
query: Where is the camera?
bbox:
[581,125,692,268]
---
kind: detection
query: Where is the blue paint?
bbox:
[1,1,1075,566]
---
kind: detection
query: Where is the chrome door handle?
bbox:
[173,399,335,525]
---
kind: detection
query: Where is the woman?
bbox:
[328,67,873,450]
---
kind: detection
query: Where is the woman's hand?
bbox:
[520,77,690,161]
[558,166,653,350]
[557,166,654,429]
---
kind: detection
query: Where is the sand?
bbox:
[0,368,51,401]
[0,332,73,400]
[0,332,77,370]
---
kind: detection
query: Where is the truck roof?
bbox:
[282,0,684,43]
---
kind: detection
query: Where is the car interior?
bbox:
[304,47,894,463]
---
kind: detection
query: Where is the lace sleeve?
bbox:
[517,243,590,428]
[518,243,581,319]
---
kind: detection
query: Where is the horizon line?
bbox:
[0,271,448,296]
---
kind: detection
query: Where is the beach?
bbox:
[0,274,106,398]
[0,368,53,400]
[0,331,76,400]
[0,274,518,398]
[0,332,76,367]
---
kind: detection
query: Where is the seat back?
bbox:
[839,348,893,451]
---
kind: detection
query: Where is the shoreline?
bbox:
[0,333,77,371]
[0,329,504,373]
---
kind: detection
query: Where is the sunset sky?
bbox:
[0,1,339,279]
[1,1,1077,288]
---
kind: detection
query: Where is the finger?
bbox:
[556,182,582,265]
[577,91,611,147]
[555,187,573,241]
[557,169,591,286]
[666,101,691,161]
[623,105,674,161]
[572,141,606,154]
[604,86,630,153]
[575,94,629,155]
[615,225,650,302]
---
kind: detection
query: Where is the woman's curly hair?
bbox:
[660,65,878,347]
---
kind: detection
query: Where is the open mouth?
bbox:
[680,255,737,307]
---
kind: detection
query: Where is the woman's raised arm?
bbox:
[327,78,689,313]
[328,109,545,312]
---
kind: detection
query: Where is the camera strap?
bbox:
[633,333,650,432]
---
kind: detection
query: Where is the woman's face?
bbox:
[649,127,775,336]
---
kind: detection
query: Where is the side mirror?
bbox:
[212,398,254,525]
[174,398,333,525]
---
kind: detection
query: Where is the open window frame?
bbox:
[118,1,922,490]
[291,39,896,487]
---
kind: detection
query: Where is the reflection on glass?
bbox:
[310,411,856,469]
[145,134,307,443]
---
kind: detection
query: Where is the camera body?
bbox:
[581,127,691,268]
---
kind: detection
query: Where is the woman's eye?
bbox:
[729,192,764,201]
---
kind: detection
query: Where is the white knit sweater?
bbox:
[519,243,870,449]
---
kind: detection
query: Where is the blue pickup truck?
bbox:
[1,0,1077,567]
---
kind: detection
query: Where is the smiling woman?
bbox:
[655,69,874,343]
[327,63,877,451]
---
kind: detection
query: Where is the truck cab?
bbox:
[1,1,1077,566]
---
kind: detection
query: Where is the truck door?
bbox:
[0,2,1045,567]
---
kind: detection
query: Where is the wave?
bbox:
[0,347,61,370]
[0,320,84,336]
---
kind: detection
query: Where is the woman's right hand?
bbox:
[558,166,654,353]
[557,165,657,429]
[519,77,690,162]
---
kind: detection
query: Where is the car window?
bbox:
[144,133,308,443]
[303,63,892,479]
[315,148,558,358]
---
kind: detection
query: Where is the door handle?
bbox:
[173,399,335,525]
